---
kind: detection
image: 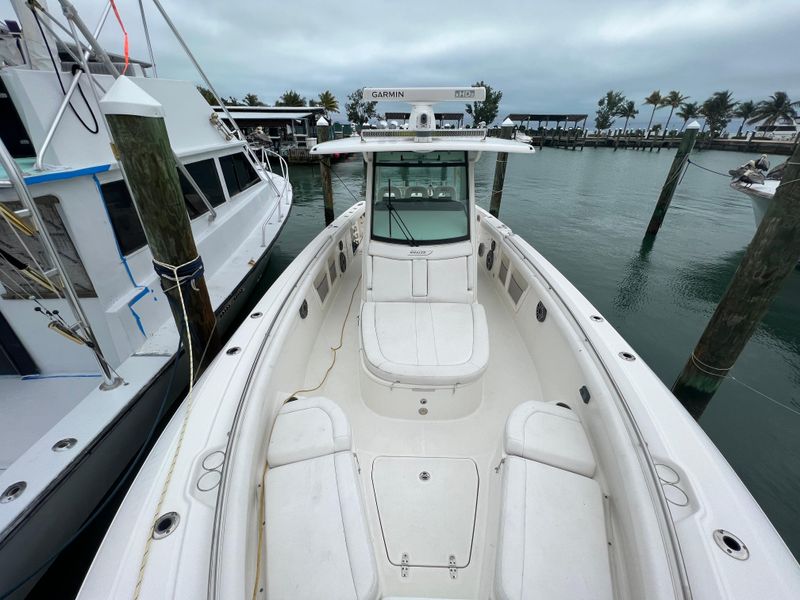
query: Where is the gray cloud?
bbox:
[8,0,799,128]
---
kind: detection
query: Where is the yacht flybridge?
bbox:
[81,88,800,600]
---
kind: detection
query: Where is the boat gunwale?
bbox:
[496,219,692,600]
[208,205,364,599]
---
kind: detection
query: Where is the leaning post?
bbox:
[316,116,335,225]
[644,121,700,236]
[489,118,515,217]
[100,77,219,371]
[672,140,800,419]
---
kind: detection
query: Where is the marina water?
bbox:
[264,147,800,558]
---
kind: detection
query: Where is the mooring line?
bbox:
[689,354,800,416]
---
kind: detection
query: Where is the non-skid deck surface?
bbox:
[0,375,99,470]
[295,258,543,597]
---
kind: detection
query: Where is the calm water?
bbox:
[265,147,800,558]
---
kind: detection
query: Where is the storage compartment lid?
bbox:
[371,456,478,568]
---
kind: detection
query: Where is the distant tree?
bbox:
[224,96,242,106]
[748,91,799,137]
[594,90,626,131]
[243,93,266,107]
[700,91,736,138]
[275,90,306,107]
[676,101,700,131]
[465,81,502,126]
[344,88,377,125]
[196,85,216,105]
[618,100,638,135]
[659,90,688,138]
[733,100,757,137]
[317,90,340,119]
[642,90,663,134]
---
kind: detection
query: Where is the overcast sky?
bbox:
[7,0,800,128]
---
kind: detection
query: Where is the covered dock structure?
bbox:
[507,113,589,150]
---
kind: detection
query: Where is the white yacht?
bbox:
[80,88,800,600]
[0,1,291,596]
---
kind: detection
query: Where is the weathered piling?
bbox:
[317,117,335,225]
[489,118,515,217]
[100,77,219,370]
[644,121,700,236]
[672,141,800,418]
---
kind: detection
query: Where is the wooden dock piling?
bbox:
[316,117,335,225]
[101,77,219,369]
[672,140,800,419]
[644,121,700,236]
[489,118,515,217]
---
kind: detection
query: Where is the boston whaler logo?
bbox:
[370,90,405,99]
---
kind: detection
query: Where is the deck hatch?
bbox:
[371,456,478,568]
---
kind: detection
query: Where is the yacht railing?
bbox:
[32,1,112,171]
[26,1,217,222]
[259,148,290,246]
[0,137,122,389]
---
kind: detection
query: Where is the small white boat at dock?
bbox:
[80,87,800,600]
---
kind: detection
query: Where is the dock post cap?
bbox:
[501,117,515,127]
[685,120,701,131]
[316,116,329,127]
[99,75,164,118]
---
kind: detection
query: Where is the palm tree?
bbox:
[747,91,799,138]
[659,90,688,138]
[317,90,339,120]
[733,100,757,137]
[699,91,736,144]
[643,90,663,135]
[616,100,638,148]
[275,90,306,107]
[676,101,699,131]
[619,100,637,133]
[242,93,265,107]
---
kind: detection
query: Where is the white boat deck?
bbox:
[0,375,99,470]
[284,252,548,597]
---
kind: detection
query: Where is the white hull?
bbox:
[731,179,779,227]
[80,201,800,599]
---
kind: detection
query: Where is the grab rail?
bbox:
[259,148,290,246]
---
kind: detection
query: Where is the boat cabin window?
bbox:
[219,152,260,198]
[100,180,148,256]
[371,151,469,245]
[178,158,226,218]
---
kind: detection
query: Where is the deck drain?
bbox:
[619,351,636,361]
[299,299,308,319]
[590,315,604,322]
[713,529,749,560]
[1,481,26,503]
[226,346,241,355]
[250,311,263,319]
[52,437,77,452]
[152,512,180,539]
[419,471,431,481]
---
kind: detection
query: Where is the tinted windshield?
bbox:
[371,151,469,245]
